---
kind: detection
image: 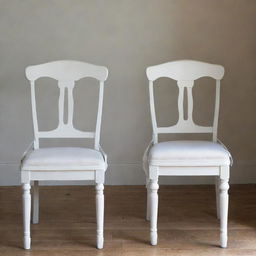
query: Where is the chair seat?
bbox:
[148,140,231,167]
[21,147,106,171]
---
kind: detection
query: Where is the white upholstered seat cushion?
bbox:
[148,140,231,166]
[21,147,106,171]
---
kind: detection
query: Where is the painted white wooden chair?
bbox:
[143,60,232,248]
[21,60,108,250]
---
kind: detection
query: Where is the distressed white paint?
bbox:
[21,60,108,249]
[144,60,230,248]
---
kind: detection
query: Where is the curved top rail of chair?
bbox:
[25,60,108,82]
[146,60,224,81]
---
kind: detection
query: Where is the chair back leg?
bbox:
[96,183,104,249]
[146,178,151,221]
[219,166,230,248]
[215,177,220,219]
[32,181,39,224]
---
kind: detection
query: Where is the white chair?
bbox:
[143,60,232,248]
[21,60,108,250]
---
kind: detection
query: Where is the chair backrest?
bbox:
[26,60,108,150]
[146,60,225,143]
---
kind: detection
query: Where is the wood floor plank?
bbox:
[0,185,255,255]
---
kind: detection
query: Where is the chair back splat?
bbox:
[146,60,224,143]
[26,60,108,150]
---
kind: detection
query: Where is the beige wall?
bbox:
[0,0,256,185]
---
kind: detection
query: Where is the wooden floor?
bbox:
[0,185,256,255]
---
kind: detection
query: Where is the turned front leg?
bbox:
[23,183,31,249]
[219,178,229,248]
[150,179,159,245]
[96,183,104,249]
